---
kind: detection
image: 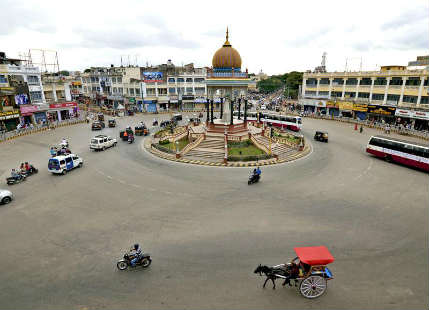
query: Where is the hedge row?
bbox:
[227,154,272,162]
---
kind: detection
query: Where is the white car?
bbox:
[90,135,117,151]
[0,189,13,204]
[48,154,83,175]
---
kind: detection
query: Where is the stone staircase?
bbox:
[253,135,297,160]
[184,133,225,162]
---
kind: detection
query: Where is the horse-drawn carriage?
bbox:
[254,246,334,299]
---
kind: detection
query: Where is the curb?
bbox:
[145,139,312,168]
[0,120,86,144]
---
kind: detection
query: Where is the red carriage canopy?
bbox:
[294,246,335,265]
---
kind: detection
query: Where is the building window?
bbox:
[186,78,193,83]
[371,93,384,100]
[96,87,100,92]
[358,92,370,98]
[27,75,39,85]
[177,78,184,83]
[387,94,400,103]
[158,88,167,95]
[0,75,7,83]
[332,78,343,86]
[306,78,317,86]
[168,78,175,83]
[195,87,205,94]
[194,78,204,83]
[186,87,193,93]
[360,78,372,86]
[319,91,329,96]
[346,78,357,85]
[374,78,386,85]
[344,92,355,98]
[403,95,418,103]
[305,91,316,96]
[92,86,97,92]
[129,88,134,95]
[424,78,428,86]
[331,92,342,98]
[420,96,429,104]
[90,77,96,83]
[147,89,155,95]
[168,88,176,94]
[29,91,42,102]
[95,77,99,82]
[118,87,123,94]
[320,78,329,84]
[113,87,117,93]
[135,88,140,95]
[390,77,403,86]
[405,77,420,86]
[117,77,122,83]
[112,77,116,84]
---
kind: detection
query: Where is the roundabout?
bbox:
[0,112,426,309]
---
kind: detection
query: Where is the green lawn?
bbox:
[228,140,265,156]
[160,137,189,152]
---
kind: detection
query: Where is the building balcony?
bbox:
[207,72,248,78]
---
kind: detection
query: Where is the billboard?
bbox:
[143,72,163,83]
[14,94,29,105]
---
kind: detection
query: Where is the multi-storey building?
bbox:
[300,60,429,129]
[80,60,208,112]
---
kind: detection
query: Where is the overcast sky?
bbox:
[1,0,428,75]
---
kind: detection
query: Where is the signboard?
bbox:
[49,102,78,109]
[14,94,29,105]
[315,101,326,108]
[395,109,413,118]
[412,111,429,120]
[326,101,339,108]
[338,101,353,111]
[129,98,136,103]
[0,110,20,120]
[367,105,396,116]
[352,103,368,112]
[20,105,40,115]
[0,87,15,96]
[143,72,163,83]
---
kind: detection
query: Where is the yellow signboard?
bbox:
[353,103,368,112]
[338,101,353,110]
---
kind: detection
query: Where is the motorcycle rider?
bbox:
[130,243,142,267]
[24,162,30,173]
[61,138,68,147]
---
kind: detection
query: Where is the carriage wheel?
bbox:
[299,276,327,299]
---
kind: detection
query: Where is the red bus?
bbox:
[366,135,429,171]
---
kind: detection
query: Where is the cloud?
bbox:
[0,0,56,35]
[381,8,428,30]
[284,26,333,47]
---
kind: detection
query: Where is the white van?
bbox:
[48,154,83,175]
[90,135,117,151]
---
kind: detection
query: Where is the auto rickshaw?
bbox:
[108,119,116,128]
[135,124,149,136]
[314,131,328,143]
[97,113,104,121]
[120,127,134,141]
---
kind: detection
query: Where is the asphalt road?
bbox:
[0,113,427,310]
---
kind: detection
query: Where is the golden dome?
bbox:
[212,28,242,69]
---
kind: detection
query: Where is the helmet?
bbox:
[134,243,139,250]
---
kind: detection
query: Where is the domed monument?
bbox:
[206,27,250,130]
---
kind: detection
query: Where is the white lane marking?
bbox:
[117,179,125,184]
[106,175,113,179]
[354,157,373,180]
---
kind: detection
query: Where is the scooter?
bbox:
[128,135,134,144]
[6,174,26,185]
[117,252,152,270]
[248,173,260,185]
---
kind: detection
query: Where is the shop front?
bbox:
[169,96,179,110]
[326,101,339,117]
[182,95,195,110]
[315,101,327,114]
[352,103,368,120]
[367,104,396,124]
[49,102,79,121]
[144,100,157,113]
[412,111,429,131]
[338,101,354,117]
[194,98,207,111]
[0,110,20,131]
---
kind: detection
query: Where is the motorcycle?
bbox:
[153,119,158,126]
[117,252,152,270]
[248,173,260,185]
[6,174,26,185]
[60,141,69,148]
[198,112,203,118]
[22,165,38,176]
[128,135,134,144]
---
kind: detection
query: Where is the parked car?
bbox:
[90,135,117,151]
[314,131,328,143]
[172,113,182,122]
[92,121,104,130]
[48,154,83,175]
[0,189,13,204]
[108,119,116,127]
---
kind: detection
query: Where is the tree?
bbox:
[84,69,91,73]
[59,70,70,76]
